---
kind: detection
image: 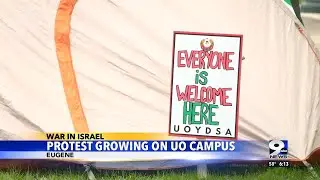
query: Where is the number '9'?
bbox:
[269,140,284,156]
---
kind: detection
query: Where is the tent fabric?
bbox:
[0,0,320,169]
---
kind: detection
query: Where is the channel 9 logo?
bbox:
[269,140,288,159]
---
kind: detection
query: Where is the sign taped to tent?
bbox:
[169,31,243,139]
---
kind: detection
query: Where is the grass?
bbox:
[0,164,319,180]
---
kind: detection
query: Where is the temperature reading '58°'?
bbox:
[269,162,276,167]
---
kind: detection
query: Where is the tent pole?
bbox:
[197,163,208,179]
[84,164,97,180]
[302,160,319,179]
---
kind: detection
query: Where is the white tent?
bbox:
[0,0,320,170]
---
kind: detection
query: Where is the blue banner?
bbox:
[0,140,262,152]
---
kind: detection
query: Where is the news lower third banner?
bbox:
[0,140,269,161]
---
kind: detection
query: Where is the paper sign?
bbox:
[169,31,243,139]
